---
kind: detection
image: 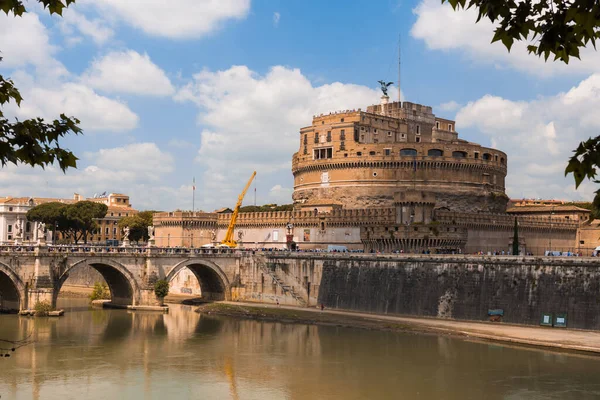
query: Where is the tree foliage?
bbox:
[154,279,169,299]
[26,201,107,244]
[0,0,80,171]
[565,137,600,191]
[239,204,294,213]
[118,211,153,242]
[89,282,110,301]
[442,0,600,64]
[443,1,600,206]
[65,201,108,243]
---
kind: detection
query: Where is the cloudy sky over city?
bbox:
[1,0,599,211]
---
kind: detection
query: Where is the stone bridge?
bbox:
[0,245,252,311]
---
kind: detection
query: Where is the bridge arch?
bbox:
[0,262,26,312]
[166,259,231,301]
[54,258,141,308]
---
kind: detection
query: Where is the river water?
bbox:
[1,299,600,400]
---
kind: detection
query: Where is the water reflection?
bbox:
[0,298,600,400]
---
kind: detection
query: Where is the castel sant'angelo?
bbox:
[154,93,595,255]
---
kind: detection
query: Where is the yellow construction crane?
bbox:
[221,171,256,248]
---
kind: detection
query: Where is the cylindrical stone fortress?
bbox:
[292,99,508,212]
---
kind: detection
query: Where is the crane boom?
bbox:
[221,171,256,247]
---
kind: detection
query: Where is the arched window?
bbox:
[500,157,505,165]
[428,149,443,157]
[452,151,467,158]
[400,148,417,156]
[482,153,491,160]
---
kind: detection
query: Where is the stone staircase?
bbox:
[258,259,306,307]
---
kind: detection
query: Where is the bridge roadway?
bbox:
[0,244,252,311]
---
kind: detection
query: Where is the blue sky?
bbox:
[1,0,599,211]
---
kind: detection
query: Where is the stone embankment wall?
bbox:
[263,254,600,330]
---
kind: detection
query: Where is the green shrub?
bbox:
[89,282,111,301]
[154,279,170,299]
[34,300,53,316]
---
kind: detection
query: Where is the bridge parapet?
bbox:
[0,244,251,257]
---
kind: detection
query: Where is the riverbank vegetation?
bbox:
[195,303,426,334]
[89,282,111,301]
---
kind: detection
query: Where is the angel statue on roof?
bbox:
[377,80,394,97]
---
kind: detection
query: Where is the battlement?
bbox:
[436,211,580,231]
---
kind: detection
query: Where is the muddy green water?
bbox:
[1,299,600,400]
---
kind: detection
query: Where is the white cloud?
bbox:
[168,139,194,148]
[0,12,55,68]
[59,9,114,45]
[411,0,600,76]
[6,72,138,132]
[273,12,280,27]
[88,143,174,179]
[92,0,251,39]
[438,100,461,112]
[0,143,177,210]
[456,74,600,201]
[175,65,380,207]
[81,50,174,96]
[269,184,292,204]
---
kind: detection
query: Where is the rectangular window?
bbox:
[340,141,345,151]
[303,146,307,155]
[354,129,359,142]
[384,148,391,156]
[105,227,109,235]
[313,147,333,159]
[303,134,307,145]
[387,131,392,137]
[416,137,421,143]
[448,124,453,132]
[7,225,12,233]
[326,131,332,142]
[416,125,421,134]
[340,129,345,140]
[474,152,479,159]
[314,133,319,143]
[436,121,440,129]
[273,230,279,241]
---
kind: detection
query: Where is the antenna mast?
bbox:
[398,33,402,102]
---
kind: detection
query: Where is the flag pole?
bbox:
[192,177,196,213]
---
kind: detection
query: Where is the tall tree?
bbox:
[118,211,154,243]
[1,0,80,171]
[65,201,108,244]
[442,0,600,203]
[26,201,70,240]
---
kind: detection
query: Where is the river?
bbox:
[1,298,600,400]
